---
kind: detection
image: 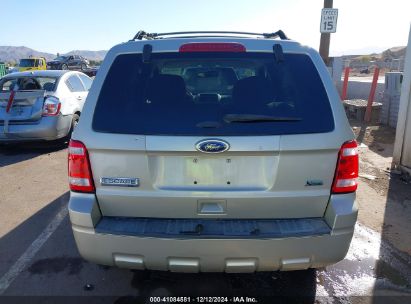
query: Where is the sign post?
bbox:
[364,67,380,122]
[319,0,338,65]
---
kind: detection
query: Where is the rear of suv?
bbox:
[68,30,358,273]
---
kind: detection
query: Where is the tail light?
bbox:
[332,140,359,194]
[42,96,61,116]
[68,140,95,193]
[179,43,246,52]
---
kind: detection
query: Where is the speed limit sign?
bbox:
[320,8,338,33]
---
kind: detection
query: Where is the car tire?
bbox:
[61,64,68,70]
[80,63,87,71]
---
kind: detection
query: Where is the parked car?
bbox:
[0,70,92,143]
[6,66,18,74]
[18,57,47,72]
[82,66,99,78]
[47,55,89,71]
[360,67,370,74]
[68,30,358,273]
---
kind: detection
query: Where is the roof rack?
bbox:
[131,30,289,41]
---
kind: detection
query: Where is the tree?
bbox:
[360,55,371,63]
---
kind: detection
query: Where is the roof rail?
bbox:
[130,30,289,41]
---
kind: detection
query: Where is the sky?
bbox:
[1,0,410,55]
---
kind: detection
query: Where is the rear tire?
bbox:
[80,63,87,71]
[61,64,68,70]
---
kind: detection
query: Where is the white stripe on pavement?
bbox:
[0,205,68,294]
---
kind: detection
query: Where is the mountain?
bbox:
[0,46,107,63]
[341,46,406,62]
[0,46,55,63]
[381,46,406,61]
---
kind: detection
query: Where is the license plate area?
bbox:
[148,155,277,190]
[9,106,31,117]
[0,105,34,121]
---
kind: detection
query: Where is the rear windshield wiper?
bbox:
[224,114,301,123]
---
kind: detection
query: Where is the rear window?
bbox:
[93,52,334,136]
[0,77,57,91]
[19,59,36,67]
[66,75,85,92]
[78,74,93,90]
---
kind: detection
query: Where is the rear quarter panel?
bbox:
[58,73,82,116]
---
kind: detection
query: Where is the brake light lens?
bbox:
[42,96,61,116]
[332,140,359,194]
[179,43,246,53]
[68,140,95,193]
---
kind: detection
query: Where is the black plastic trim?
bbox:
[95,217,331,239]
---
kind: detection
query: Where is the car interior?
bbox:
[143,63,295,117]
[0,78,56,92]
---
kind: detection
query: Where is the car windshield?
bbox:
[54,56,67,61]
[19,59,36,67]
[93,52,334,136]
[0,77,58,91]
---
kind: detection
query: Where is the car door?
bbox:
[67,56,76,69]
[74,55,81,70]
[78,56,85,68]
[65,74,87,111]
[77,56,84,70]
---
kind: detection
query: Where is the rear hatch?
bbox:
[84,42,342,219]
[0,90,45,126]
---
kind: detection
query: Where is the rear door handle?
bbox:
[76,96,82,100]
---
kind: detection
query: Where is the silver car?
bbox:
[0,70,92,143]
[68,31,359,273]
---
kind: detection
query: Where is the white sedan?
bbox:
[0,70,92,143]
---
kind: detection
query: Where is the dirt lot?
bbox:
[351,120,411,255]
[0,126,410,302]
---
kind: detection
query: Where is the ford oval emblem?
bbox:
[196,139,230,153]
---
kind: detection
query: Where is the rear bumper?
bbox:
[0,115,72,142]
[69,192,358,272]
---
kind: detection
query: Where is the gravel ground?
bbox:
[351,121,411,255]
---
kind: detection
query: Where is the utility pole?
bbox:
[319,0,333,65]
